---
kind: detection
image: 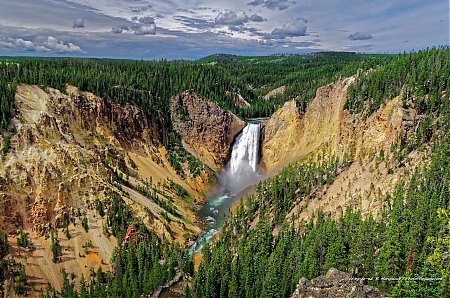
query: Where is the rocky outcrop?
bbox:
[261,77,354,172]
[170,91,246,170]
[262,77,425,221]
[264,85,285,100]
[261,100,303,171]
[0,85,202,244]
[226,91,250,108]
[292,268,388,298]
[338,96,404,159]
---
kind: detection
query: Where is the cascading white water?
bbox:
[220,122,261,194]
[230,123,260,174]
[189,122,262,254]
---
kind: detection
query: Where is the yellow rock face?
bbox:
[260,100,303,172]
[0,84,204,245]
[261,77,355,172]
[261,76,423,222]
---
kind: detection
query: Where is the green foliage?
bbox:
[203,52,392,117]
[165,132,205,178]
[60,269,77,298]
[65,227,71,240]
[1,48,447,298]
[106,193,133,241]
[135,180,181,218]
[96,199,105,218]
[427,207,450,294]
[14,264,27,296]
[51,231,62,263]
[81,217,89,232]
[346,47,449,118]
[0,80,16,132]
[0,230,9,295]
[192,62,449,297]
[253,153,346,224]
[0,52,389,183]
[170,180,189,198]
[1,132,10,160]
[46,196,193,298]
[17,228,29,248]
[0,230,8,260]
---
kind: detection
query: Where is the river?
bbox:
[189,121,261,254]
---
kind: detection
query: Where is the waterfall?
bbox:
[220,122,261,194]
[189,122,262,254]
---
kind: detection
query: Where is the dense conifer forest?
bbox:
[0,52,389,134]
[0,47,448,297]
[0,52,389,174]
[191,47,449,297]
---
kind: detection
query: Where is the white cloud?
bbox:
[0,0,447,58]
[271,18,307,38]
[129,16,157,35]
[215,10,249,25]
[111,25,129,34]
[258,39,274,46]
[133,23,156,35]
[73,18,85,28]
[43,36,83,53]
[0,36,82,53]
[10,38,49,52]
[248,0,291,10]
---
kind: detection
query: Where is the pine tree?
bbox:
[51,231,62,263]
[82,216,89,232]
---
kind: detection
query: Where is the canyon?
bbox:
[0,75,430,295]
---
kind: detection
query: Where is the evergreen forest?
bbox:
[0,47,448,297]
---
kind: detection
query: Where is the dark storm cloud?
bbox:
[130,4,153,13]
[138,16,155,24]
[228,25,265,37]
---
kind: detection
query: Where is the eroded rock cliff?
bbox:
[260,100,303,172]
[0,85,203,244]
[261,77,426,221]
[170,91,246,170]
[291,268,388,298]
[261,77,355,171]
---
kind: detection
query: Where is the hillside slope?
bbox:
[0,84,240,294]
[1,84,206,242]
[261,77,427,221]
[192,48,449,298]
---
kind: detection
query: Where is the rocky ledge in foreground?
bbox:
[292,268,388,298]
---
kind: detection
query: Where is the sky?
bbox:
[0,0,448,59]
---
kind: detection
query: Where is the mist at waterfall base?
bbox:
[189,122,262,254]
[219,122,262,195]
